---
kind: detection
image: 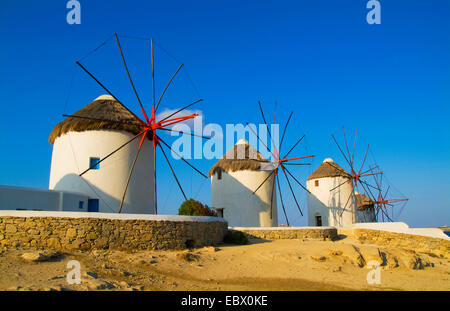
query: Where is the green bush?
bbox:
[223,230,249,245]
[178,199,217,217]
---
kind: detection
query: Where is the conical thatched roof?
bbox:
[208,139,270,177]
[355,193,374,211]
[49,95,149,144]
[307,158,350,180]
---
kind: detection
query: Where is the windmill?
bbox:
[363,165,409,222]
[61,33,209,213]
[247,101,315,226]
[328,127,383,220]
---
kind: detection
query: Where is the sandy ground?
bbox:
[0,236,449,291]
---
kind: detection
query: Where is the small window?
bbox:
[89,157,100,170]
[315,180,319,187]
[217,169,222,180]
[78,201,84,209]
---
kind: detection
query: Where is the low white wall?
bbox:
[348,222,450,240]
[231,226,336,231]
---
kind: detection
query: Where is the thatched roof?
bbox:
[355,193,374,211]
[307,158,351,180]
[208,139,270,177]
[49,95,149,144]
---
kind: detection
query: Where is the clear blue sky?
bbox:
[0,0,449,227]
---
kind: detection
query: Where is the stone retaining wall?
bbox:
[232,227,337,241]
[0,211,228,251]
[339,228,450,257]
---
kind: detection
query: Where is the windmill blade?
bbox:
[151,38,156,110]
[158,127,211,139]
[331,134,353,169]
[283,163,311,166]
[154,148,157,214]
[342,126,353,167]
[258,101,272,140]
[269,174,276,220]
[158,141,187,201]
[158,137,208,178]
[118,137,145,213]
[246,122,273,157]
[115,33,149,122]
[329,178,351,193]
[324,160,350,177]
[351,130,358,167]
[282,134,305,160]
[279,111,293,152]
[155,63,184,112]
[79,130,146,176]
[159,99,203,122]
[252,169,276,195]
[358,144,370,175]
[276,174,290,226]
[281,168,303,216]
[283,166,310,194]
[75,60,145,126]
[338,185,355,217]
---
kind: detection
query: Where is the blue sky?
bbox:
[0,0,449,227]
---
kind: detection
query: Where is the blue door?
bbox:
[88,199,99,212]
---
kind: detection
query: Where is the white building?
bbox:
[306,158,375,227]
[48,95,155,214]
[0,185,88,212]
[210,139,278,227]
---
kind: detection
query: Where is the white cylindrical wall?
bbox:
[307,176,355,227]
[49,130,155,214]
[211,169,278,227]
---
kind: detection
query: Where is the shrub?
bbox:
[178,199,217,217]
[223,230,249,245]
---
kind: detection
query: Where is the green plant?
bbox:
[223,230,249,245]
[178,199,217,217]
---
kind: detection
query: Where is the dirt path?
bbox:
[0,237,449,291]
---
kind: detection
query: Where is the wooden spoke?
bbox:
[158,137,208,178]
[115,33,149,122]
[281,168,303,216]
[276,174,290,226]
[158,142,187,201]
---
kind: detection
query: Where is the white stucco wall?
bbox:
[49,130,155,214]
[211,169,278,227]
[0,185,88,212]
[307,176,355,228]
[349,222,450,240]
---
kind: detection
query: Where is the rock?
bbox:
[201,246,220,252]
[359,247,384,266]
[311,256,327,262]
[21,252,49,262]
[176,252,199,262]
[84,278,115,290]
[84,271,98,279]
[329,250,343,256]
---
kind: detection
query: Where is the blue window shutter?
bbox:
[89,157,100,170]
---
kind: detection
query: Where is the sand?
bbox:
[0,236,449,291]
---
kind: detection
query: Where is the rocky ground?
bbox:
[0,237,449,291]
